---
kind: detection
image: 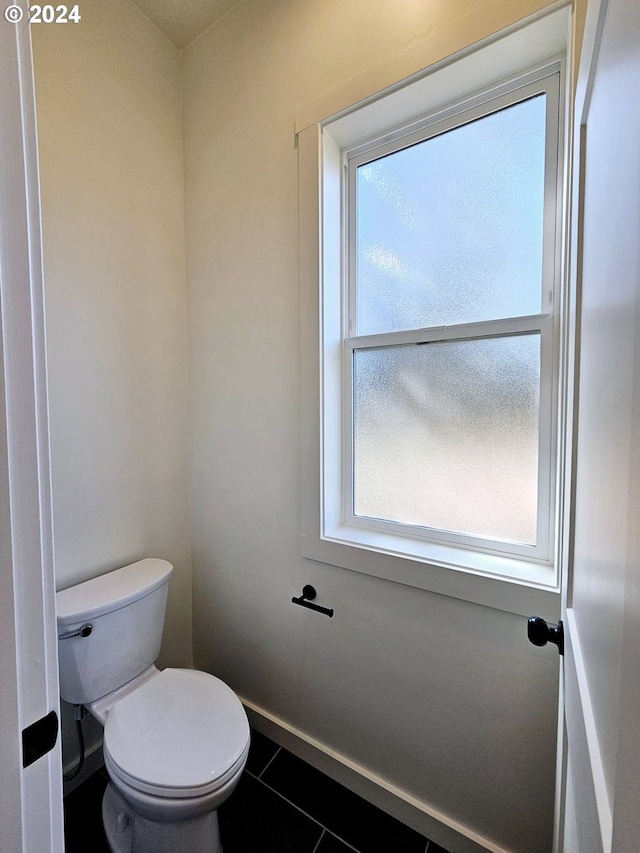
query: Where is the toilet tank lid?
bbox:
[56,559,173,627]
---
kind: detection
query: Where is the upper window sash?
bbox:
[345,67,561,337]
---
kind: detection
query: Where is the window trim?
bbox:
[298,7,572,617]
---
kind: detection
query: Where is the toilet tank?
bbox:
[56,558,173,705]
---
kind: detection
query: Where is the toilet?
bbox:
[56,558,250,853]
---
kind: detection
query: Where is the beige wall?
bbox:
[32,0,192,666]
[183,1,562,851]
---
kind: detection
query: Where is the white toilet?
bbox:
[56,558,250,853]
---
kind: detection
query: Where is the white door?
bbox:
[557,0,640,849]
[0,3,64,851]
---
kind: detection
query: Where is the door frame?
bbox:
[0,3,64,850]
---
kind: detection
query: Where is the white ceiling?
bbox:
[130,0,239,49]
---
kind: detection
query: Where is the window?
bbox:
[298,9,569,612]
[345,77,558,563]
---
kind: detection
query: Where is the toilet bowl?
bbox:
[56,559,250,853]
[100,667,249,852]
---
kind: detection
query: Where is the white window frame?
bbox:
[298,7,572,617]
[342,71,560,564]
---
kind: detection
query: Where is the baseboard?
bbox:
[241,697,510,853]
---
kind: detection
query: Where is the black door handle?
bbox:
[527,616,564,656]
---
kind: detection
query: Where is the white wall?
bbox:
[182,1,561,851]
[31,0,192,773]
[32,0,192,665]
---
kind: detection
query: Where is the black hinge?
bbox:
[22,710,58,768]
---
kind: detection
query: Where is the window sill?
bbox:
[301,527,560,618]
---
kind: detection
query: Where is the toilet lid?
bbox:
[104,668,250,796]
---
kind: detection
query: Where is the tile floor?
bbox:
[64,730,450,853]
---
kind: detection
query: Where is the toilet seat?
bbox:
[103,668,250,799]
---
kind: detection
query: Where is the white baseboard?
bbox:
[241,697,509,853]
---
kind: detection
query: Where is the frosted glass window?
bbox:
[355,95,546,335]
[333,69,560,570]
[353,334,541,544]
